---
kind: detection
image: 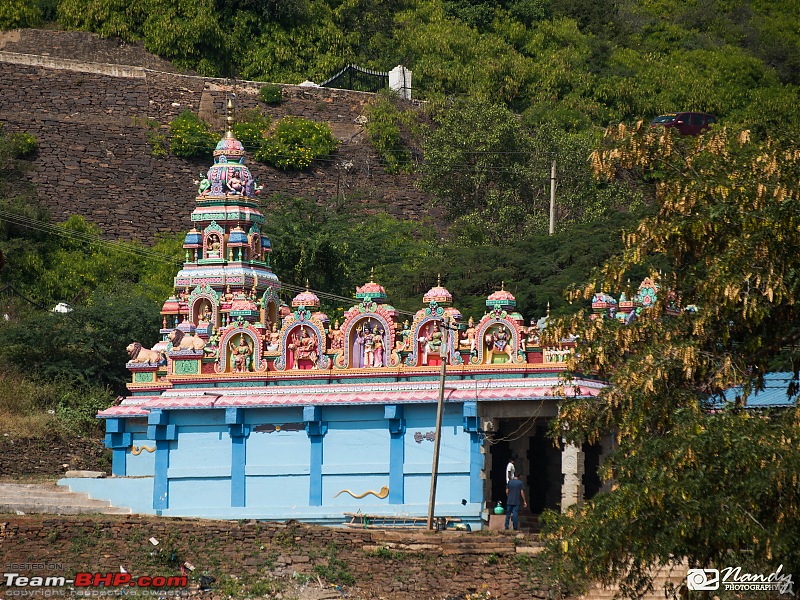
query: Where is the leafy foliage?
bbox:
[233,109,271,153]
[254,116,337,170]
[420,97,642,243]
[259,84,283,105]
[169,110,218,159]
[541,124,800,592]
[364,92,419,174]
[261,193,639,321]
[0,0,43,29]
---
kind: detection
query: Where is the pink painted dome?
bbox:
[292,282,320,308]
[423,274,452,306]
[486,283,516,309]
[355,269,387,302]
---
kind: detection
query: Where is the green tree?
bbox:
[541,124,800,594]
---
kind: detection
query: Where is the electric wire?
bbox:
[0,209,426,316]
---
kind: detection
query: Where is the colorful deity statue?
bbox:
[231,335,253,372]
[292,327,318,369]
[422,321,443,364]
[363,324,375,368]
[373,327,385,367]
[395,320,411,351]
[459,316,477,354]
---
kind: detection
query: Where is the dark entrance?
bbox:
[528,424,562,513]
[487,418,562,515]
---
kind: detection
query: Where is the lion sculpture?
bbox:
[126,342,164,365]
[169,329,207,352]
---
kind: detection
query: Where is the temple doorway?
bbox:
[485,417,561,516]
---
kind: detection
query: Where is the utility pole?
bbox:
[549,160,556,235]
[427,314,451,530]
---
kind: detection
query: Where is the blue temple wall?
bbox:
[58,476,156,515]
[126,419,156,477]
[75,400,483,525]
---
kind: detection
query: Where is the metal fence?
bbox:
[320,64,389,93]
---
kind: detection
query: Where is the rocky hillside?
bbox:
[0,29,434,242]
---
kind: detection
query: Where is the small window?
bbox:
[690,113,705,126]
[651,115,677,124]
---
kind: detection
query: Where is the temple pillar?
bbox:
[304,406,328,507]
[227,408,250,507]
[462,402,483,504]
[561,441,584,512]
[385,405,405,504]
[147,410,177,512]
[103,418,132,477]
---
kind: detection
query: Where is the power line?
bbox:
[0,209,424,317]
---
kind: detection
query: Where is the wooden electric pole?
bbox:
[427,314,451,530]
[549,160,556,235]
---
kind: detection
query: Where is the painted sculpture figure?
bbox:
[126,342,163,365]
[231,335,253,372]
[169,329,207,352]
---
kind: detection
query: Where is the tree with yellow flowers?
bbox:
[541,124,800,598]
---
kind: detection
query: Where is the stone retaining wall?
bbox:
[0,516,556,599]
[0,30,433,242]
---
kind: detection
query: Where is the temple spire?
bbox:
[225,97,235,139]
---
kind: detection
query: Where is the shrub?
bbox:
[365,94,417,174]
[233,109,271,153]
[169,111,218,159]
[255,116,337,170]
[55,383,115,435]
[259,84,283,105]
[9,132,38,158]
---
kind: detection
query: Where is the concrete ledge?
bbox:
[0,51,146,78]
[64,470,106,478]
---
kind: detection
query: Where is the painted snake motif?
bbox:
[333,485,389,499]
[131,445,156,455]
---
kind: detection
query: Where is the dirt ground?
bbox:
[0,433,111,480]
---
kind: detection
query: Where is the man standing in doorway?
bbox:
[506,456,516,483]
[505,474,527,531]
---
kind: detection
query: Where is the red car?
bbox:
[650,112,716,135]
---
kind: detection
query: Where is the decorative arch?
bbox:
[274,309,329,371]
[215,322,267,373]
[248,224,262,262]
[471,312,525,365]
[333,302,398,369]
[403,311,461,367]
[188,283,220,328]
[260,286,280,328]
[203,221,225,260]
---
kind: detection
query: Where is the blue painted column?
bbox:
[463,402,484,503]
[227,408,250,508]
[384,405,405,504]
[304,406,328,507]
[103,418,132,477]
[147,410,177,513]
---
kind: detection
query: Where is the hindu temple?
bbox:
[59,108,636,529]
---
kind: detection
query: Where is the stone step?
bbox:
[0,482,132,515]
[0,502,132,515]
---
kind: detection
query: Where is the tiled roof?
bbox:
[719,372,798,408]
[101,378,604,412]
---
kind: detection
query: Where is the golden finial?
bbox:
[437,273,441,287]
[305,278,310,291]
[370,267,374,283]
[547,301,551,317]
[501,280,505,291]
[225,97,235,139]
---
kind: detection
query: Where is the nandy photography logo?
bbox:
[687,565,794,595]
